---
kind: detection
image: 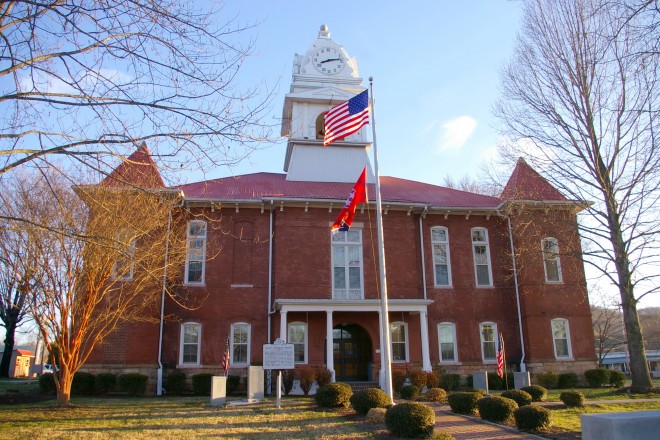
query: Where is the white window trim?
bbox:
[230,322,251,366]
[178,322,201,367]
[542,237,563,283]
[437,322,458,364]
[551,318,573,360]
[471,227,494,287]
[390,321,409,363]
[431,227,452,287]
[288,321,308,364]
[330,229,364,299]
[479,321,498,364]
[184,220,207,286]
[112,229,135,281]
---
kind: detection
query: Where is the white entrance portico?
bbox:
[275,299,434,388]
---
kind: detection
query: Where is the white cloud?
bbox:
[435,116,478,153]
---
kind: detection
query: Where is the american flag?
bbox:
[496,333,505,379]
[221,336,230,377]
[323,90,370,146]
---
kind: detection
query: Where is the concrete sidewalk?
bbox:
[428,403,548,440]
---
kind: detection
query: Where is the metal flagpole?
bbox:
[369,77,394,402]
[502,333,509,390]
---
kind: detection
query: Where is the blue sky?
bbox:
[200,0,524,185]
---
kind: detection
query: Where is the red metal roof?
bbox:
[16,349,34,357]
[177,173,502,209]
[501,158,566,201]
[101,143,165,188]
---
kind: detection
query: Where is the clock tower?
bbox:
[282,25,373,183]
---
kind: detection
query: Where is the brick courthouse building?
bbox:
[86,26,596,393]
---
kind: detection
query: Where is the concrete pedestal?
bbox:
[210,376,227,407]
[247,366,264,402]
[472,371,488,394]
[514,372,531,389]
[581,410,660,440]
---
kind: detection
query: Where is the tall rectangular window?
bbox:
[112,229,135,281]
[231,323,250,365]
[438,323,457,363]
[480,322,498,362]
[185,221,207,285]
[332,230,363,299]
[431,227,452,286]
[391,322,408,362]
[180,323,201,365]
[288,322,307,364]
[472,228,493,286]
[542,238,562,282]
[552,319,572,359]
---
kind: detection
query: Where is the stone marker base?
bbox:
[581,410,660,440]
[210,376,227,407]
[513,372,530,389]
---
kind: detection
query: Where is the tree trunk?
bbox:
[0,319,17,377]
[56,369,74,407]
[621,291,652,392]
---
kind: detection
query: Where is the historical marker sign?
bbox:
[263,338,295,370]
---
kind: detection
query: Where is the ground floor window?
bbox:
[480,322,497,363]
[438,322,457,363]
[231,322,250,365]
[551,318,572,359]
[390,321,408,362]
[288,322,307,364]
[179,322,201,366]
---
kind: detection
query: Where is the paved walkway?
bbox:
[428,403,547,440]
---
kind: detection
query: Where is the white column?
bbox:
[279,310,288,341]
[379,311,385,389]
[326,311,335,381]
[419,311,432,372]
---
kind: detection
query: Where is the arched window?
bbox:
[431,227,452,286]
[288,322,307,364]
[542,237,562,282]
[437,322,457,363]
[112,228,135,281]
[479,322,498,363]
[231,322,251,366]
[179,322,201,366]
[315,113,326,140]
[390,321,409,362]
[551,318,572,359]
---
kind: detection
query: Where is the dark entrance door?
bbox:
[332,324,372,381]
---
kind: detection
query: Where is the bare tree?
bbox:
[495,0,659,391]
[0,0,274,180]
[591,303,627,367]
[7,168,202,406]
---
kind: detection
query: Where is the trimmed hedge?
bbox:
[299,367,316,396]
[350,388,392,415]
[426,388,447,402]
[487,372,513,390]
[281,370,295,396]
[118,373,148,396]
[411,370,427,389]
[585,368,610,387]
[447,392,481,415]
[426,370,440,389]
[514,405,552,431]
[560,391,585,407]
[536,371,558,389]
[440,373,461,391]
[192,373,213,395]
[392,370,406,393]
[400,384,420,400]
[501,389,532,407]
[316,368,333,388]
[166,371,187,395]
[557,372,578,389]
[608,370,626,387]
[39,373,56,394]
[95,373,117,394]
[385,402,436,439]
[315,382,353,408]
[227,375,240,395]
[72,372,96,396]
[478,396,517,423]
[520,385,547,402]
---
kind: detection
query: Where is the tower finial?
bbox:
[319,24,330,38]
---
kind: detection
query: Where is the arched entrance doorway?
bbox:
[331,324,372,381]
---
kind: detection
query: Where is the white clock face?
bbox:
[312,47,345,75]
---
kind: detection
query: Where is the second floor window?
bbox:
[472,228,493,286]
[431,227,452,286]
[542,238,562,282]
[332,230,363,299]
[112,228,135,281]
[185,221,207,285]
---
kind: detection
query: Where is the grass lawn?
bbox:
[0,396,392,439]
[545,387,660,401]
[0,378,40,393]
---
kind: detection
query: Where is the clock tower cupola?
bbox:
[281,25,373,183]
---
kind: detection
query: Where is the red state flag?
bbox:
[331,168,367,232]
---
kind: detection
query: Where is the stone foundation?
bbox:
[81,364,159,394]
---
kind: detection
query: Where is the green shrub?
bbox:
[468,388,487,396]
[95,373,117,394]
[392,370,406,393]
[39,373,56,393]
[465,375,473,388]
[487,372,504,390]
[299,367,316,396]
[192,373,213,395]
[426,388,447,402]
[399,384,420,400]
[557,372,578,389]
[281,370,295,396]
[560,391,585,408]
[118,373,148,396]
[166,371,187,395]
[315,368,333,388]
[385,402,436,439]
[72,372,96,395]
[585,368,610,387]
[520,385,547,402]
[350,388,392,415]
[447,392,480,415]
[514,405,552,431]
[501,389,532,407]
[411,370,427,389]
[315,382,352,408]
[440,373,461,391]
[608,370,626,387]
[227,375,240,395]
[426,370,440,389]
[536,371,558,389]
[477,396,517,423]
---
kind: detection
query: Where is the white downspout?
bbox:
[418,206,428,300]
[157,204,175,395]
[506,214,526,372]
[267,200,274,344]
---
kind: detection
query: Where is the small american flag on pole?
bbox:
[496,333,505,379]
[323,90,370,146]
[221,336,230,377]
